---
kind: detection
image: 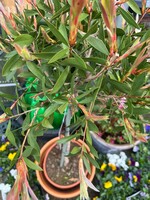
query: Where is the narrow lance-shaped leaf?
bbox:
[100,0,117,55]
[69,0,87,46]
[122,46,148,82]
[40,27,56,44]
[7,157,38,200]
[79,158,89,200]
[51,66,70,94]
[48,48,69,64]
[115,41,145,64]
[124,117,136,138]
[86,36,109,55]
[118,6,140,29]
[78,103,108,122]
[142,0,146,14]
[127,0,141,15]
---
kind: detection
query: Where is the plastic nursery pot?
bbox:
[90,131,140,154]
[43,139,87,190]
[36,137,96,199]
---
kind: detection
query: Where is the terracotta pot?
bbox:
[43,139,85,190]
[91,131,140,154]
[36,137,96,199]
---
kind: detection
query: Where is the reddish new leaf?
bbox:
[69,0,87,46]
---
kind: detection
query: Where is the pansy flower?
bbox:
[8,152,16,161]
[100,163,107,171]
[115,176,123,182]
[108,163,117,171]
[0,167,3,172]
[104,181,113,189]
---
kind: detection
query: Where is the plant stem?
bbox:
[60,106,72,167]
[19,108,39,158]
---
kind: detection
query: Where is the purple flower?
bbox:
[128,172,134,187]
[130,158,135,166]
[145,124,150,133]
[140,192,147,197]
[136,173,141,182]
[1,135,6,142]
[128,172,133,180]
[0,167,3,172]
[133,145,139,152]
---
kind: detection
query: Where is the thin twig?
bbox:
[19,108,39,157]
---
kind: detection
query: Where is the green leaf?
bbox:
[59,24,69,44]
[86,36,109,55]
[23,146,33,157]
[51,66,70,94]
[109,79,130,94]
[86,142,99,159]
[46,22,68,46]
[141,29,150,42]
[44,103,60,118]
[42,118,53,128]
[33,52,56,59]
[86,127,92,145]
[73,53,87,69]
[51,4,69,21]
[0,92,16,101]
[131,73,146,94]
[84,152,99,168]
[88,121,99,133]
[48,48,69,64]
[118,7,140,29]
[77,22,98,44]
[83,155,91,174]
[27,133,40,153]
[22,114,30,131]
[127,0,141,14]
[70,146,81,155]
[132,107,150,115]
[61,58,94,72]
[58,102,68,114]
[2,54,25,76]
[77,86,98,100]
[13,34,34,47]
[5,121,17,147]
[24,157,42,171]
[26,62,44,80]
[57,133,81,144]
[53,0,61,11]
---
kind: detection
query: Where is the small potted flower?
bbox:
[94,137,150,199]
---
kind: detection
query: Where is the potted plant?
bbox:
[94,137,150,199]
[0,0,150,199]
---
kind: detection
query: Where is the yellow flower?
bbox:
[93,196,98,200]
[115,176,122,182]
[133,175,138,182]
[108,163,117,171]
[0,142,10,151]
[128,160,131,165]
[100,163,107,171]
[6,141,10,145]
[0,144,7,151]
[8,152,16,161]
[104,181,113,189]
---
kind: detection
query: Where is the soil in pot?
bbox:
[45,142,80,187]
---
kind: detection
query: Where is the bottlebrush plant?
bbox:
[0,0,150,199]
